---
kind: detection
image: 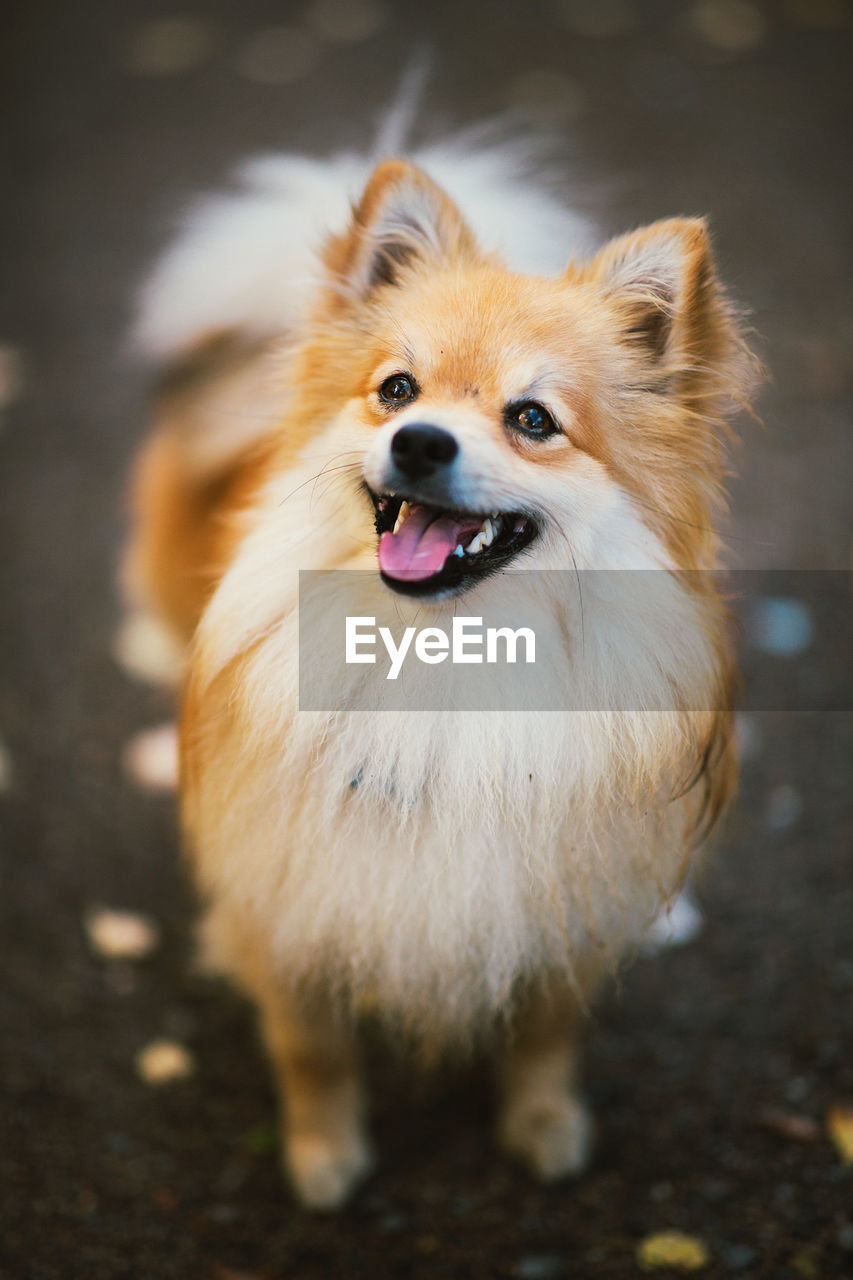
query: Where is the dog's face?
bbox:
[302,161,752,596]
[359,269,624,597]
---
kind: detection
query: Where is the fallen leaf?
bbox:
[85,908,159,960]
[136,1039,194,1084]
[637,1231,710,1272]
[759,1107,820,1143]
[827,1105,853,1164]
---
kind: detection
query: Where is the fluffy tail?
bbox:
[122,98,594,679]
[133,113,593,364]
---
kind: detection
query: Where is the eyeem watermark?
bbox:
[298,570,850,711]
[346,616,536,680]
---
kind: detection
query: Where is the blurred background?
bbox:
[1,1,851,1277]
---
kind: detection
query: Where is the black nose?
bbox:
[390,424,459,481]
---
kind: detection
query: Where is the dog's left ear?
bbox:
[326,160,479,302]
[586,217,726,365]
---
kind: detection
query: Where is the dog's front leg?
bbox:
[496,973,597,1181]
[253,980,372,1210]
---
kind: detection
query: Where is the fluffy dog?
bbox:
[123,129,755,1208]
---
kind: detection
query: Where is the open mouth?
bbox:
[369,489,539,597]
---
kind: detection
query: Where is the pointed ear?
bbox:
[326,160,479,301]
[587,217,719,362]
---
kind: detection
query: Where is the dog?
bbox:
[122,124,755,1209]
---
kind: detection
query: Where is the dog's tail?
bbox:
[133,76,592,366]
[121,86,594,677]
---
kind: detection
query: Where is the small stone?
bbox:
[122,722,179,792]
[113,612,184,685]
[759,1107,820,1143]
[637,1231,710,1271]
[827,1105,853,1164]
[135,1039,195,1085]
[85,908,160,960]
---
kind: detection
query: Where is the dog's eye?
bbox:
[507,401,559,439]
[379,374,418,405]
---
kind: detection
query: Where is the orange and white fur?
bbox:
[123,132,754,1208]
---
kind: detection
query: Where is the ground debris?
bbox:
[636,1231,710,1271]
[85,907,160,960]
[122,721,179,791]
[827,1105,853,1164]
[758,1106,820,1143]
[136,1039,195,1084]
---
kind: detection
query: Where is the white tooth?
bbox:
[392,501,410,534]
[467,532,486,554]
[453,544,465,557]
[481,518,496,548]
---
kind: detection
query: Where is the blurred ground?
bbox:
[1,1,852,1277]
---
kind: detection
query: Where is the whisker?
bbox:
[551,525,586,658]
[569,543,586,660]
[309,455,363,512]
[277,457,363,510]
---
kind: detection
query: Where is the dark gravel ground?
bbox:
[1,2,852,1277]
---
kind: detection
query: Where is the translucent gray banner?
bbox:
[298,571,851,712]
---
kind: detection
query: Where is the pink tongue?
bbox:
[378,506,482,581]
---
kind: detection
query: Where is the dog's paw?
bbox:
[285,1130,374,1210]
[498,1094,593,1182]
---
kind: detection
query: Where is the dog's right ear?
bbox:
[325,160,479,302]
